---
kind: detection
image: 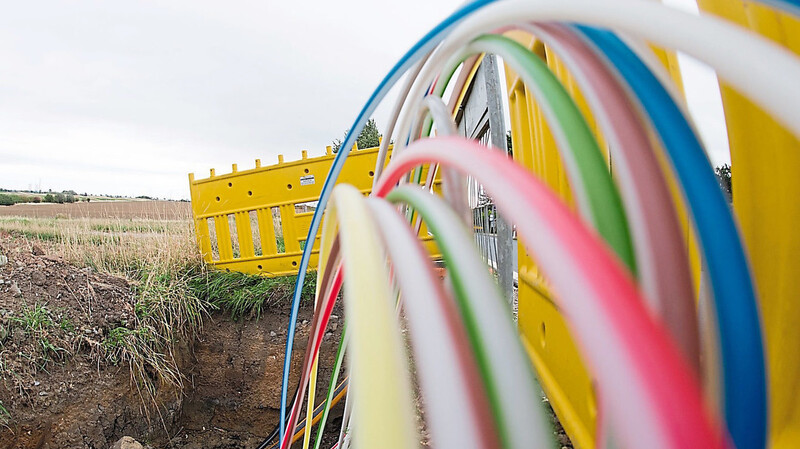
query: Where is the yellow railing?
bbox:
[505,4,800,447]
[189,143,440,277]
[695,2,800,447]
[504,30,596,449]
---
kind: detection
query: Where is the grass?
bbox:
[0,400,9,427]
[9,302,54,332]
[189,270,316,320]
[91,222,169,233]
[4,302,73,374]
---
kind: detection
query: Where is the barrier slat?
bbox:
[235,211,255,259]
[214,214,234,261]
[257,207,279,256]
[195,218,213,263]
[280,204,301,253]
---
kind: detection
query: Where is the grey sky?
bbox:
[1,0,729,200]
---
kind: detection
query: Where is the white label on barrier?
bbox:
[300,175,315,186]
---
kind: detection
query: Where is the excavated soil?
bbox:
[0,234,344,449]
[172,309,344,449]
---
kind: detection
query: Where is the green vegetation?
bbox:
[0,194,20,206]
[43,192,76,204]
[90,222,168,233]
[0,190,82,205]
[190,270,316,320]
[9,302,54,333]
[331,118,382,153]
[715,163,732,202]
[4,302,72,373]
[277,235,286,253]
[0,400,9,427]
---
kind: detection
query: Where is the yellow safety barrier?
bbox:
[694,2,800,447]
[188,143,441,277]
[504,30,597,449]
[506,5,800,447]
[504,29,701,449]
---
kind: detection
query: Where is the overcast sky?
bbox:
[1,0,728,200]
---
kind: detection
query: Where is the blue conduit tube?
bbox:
[573,26,766,449]
[277,0,498,442]
[762,0,800,16]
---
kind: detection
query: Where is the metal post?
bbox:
[483,55,515,303]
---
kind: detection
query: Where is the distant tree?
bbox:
[54,193,66,204]
[32,196,42,203]
[331,119,382,153]
[43,193,55,203]
[715,164,732,202]
[0,194,15,206]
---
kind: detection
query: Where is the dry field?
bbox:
[0,200,191,220]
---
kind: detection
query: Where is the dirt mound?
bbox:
[0,234,344,449]
[0,234,184,448]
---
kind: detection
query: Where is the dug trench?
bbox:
[0,235,345,449]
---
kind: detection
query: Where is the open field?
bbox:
[0,200,191,220]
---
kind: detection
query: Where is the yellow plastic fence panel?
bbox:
[504,30,597,449]
[188,145,441,277]
[504,24,713,448]
[694,1,800,447]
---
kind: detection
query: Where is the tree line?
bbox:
[0,190,85,206]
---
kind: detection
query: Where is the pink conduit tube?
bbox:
[374,136,724,449]
[530,22,699,375]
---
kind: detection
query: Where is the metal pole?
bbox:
[483,55,515,303]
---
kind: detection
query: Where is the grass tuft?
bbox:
[190,270,316,320]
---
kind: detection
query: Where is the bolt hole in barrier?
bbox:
[264,1,800,449]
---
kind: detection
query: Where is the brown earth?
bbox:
[0,202,191,220]
[0,234,183,448]
[172,306,345,449]
[0,235,344,449]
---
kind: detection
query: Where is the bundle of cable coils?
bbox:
[261,1,800,448]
